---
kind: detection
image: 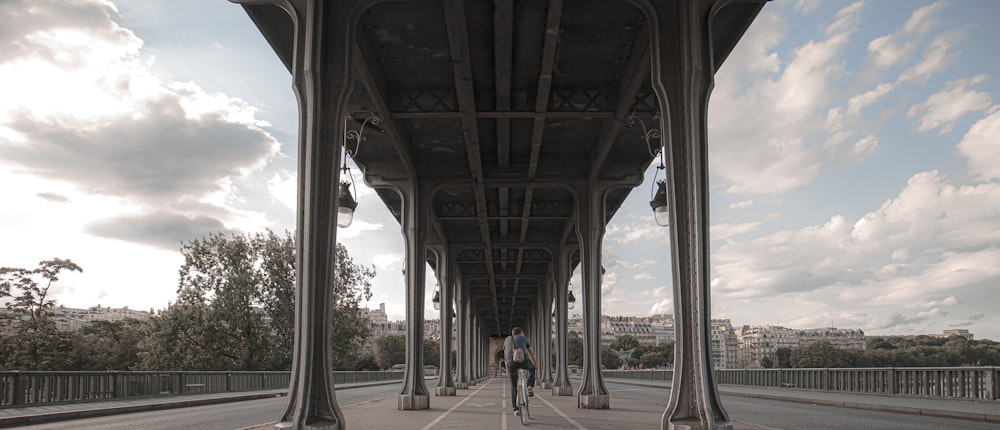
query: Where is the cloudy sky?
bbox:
[1,0,998,340]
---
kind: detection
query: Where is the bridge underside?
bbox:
[233,0,765,429]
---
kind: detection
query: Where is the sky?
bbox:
[1,0,998,340]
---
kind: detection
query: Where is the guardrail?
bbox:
[0,370,403,407]
[603,367,999,402]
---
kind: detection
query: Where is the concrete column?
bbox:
[576,185,610,409]
[636,0,766,428]
[398,181,431,410]
[553,246,574,396]
[469,313,479,385]
[455,285,469,389]
[539,277,554,389]
[235,0,360,428]
[435,246,456,396]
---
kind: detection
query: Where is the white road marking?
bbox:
[501,410,508,430]
[419,379,493,430]
[536,394,588,430]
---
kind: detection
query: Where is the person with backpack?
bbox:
[503,326,538,416]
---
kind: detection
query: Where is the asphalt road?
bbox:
[11,381,997,430]
[13,384,400,430]
[605,382,999,430]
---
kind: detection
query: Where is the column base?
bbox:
[578,393,610,409]
[665,419,732,430]
[435,386,456,396]
[274,419,342,430]
[540,382,553,389]
[552,386,574,396]
[456,382,469,389]
[398,393,430,410]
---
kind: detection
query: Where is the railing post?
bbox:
[887,368,895,395]
[111,371,118,399]
[12,371,24,406]
[986,367,996,401]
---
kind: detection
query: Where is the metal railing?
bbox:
[0,370,402,407]
[603,367,999,401]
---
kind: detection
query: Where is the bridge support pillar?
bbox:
[456,278,470,390]
[639,0,765,428]
[398,181,431,410]
[231,0,366,428]
[433,245,457,396]
[576,185,610,410]
[552,245,574,396]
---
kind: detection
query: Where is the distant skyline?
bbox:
[1,1,998,340]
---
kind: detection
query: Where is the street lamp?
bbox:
[650,180,668,227]
[338,113,381,228]
[567,287,576,311]
[431,283,441,311]
[625,112,668,227]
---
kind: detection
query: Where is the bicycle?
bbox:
[515,368,531,424]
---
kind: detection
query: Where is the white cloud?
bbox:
[957,107,1000,180]
[850,135,879,160]
[847,83,895,116]
[794,0,820,14]
[865,1,944,69]
[267,169,297,210]
[605,222,668,245]
[710,2,864,195]
[372,253,403,270]
[897,28,963,85]
[902,1,946,35]
[714,170,1000,303]
[907,75,992,133]
[868,34,916,69]
[712,222,761,241]
[729,200,754,209]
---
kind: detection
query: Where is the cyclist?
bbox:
[503,326,538,416]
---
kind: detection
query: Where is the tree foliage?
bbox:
[790,341,850,368]
[610,335,640,352]
[639,352,667,368]
[375,334,406,369]
[0,259,81,370]
[600,345,622,369]
[70,319,145,370]
[139,230,374,371]
[566,331,583,366]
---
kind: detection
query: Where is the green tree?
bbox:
[139,230,374,371]
[423,338,440,371]
[0,259,81,370]
[567,331,584,366]
[775,347,792,368]
[791,341,849,368]
[375,334,406,369]
[600,345,622,369]
[70,319,145,370]
[610,335,640,352]
[329,241,376,370]
[354,355,380,371]
[639,352,666,368]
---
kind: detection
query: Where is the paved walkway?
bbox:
[2,377,997,428]
[611,377,1000,425]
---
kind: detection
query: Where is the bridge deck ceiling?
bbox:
[242,0,762,335]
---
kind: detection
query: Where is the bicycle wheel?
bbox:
[518,370,530,424]
[519,386,529,425]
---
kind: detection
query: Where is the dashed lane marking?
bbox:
[419,379,493,430]
[536,394,588,430]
